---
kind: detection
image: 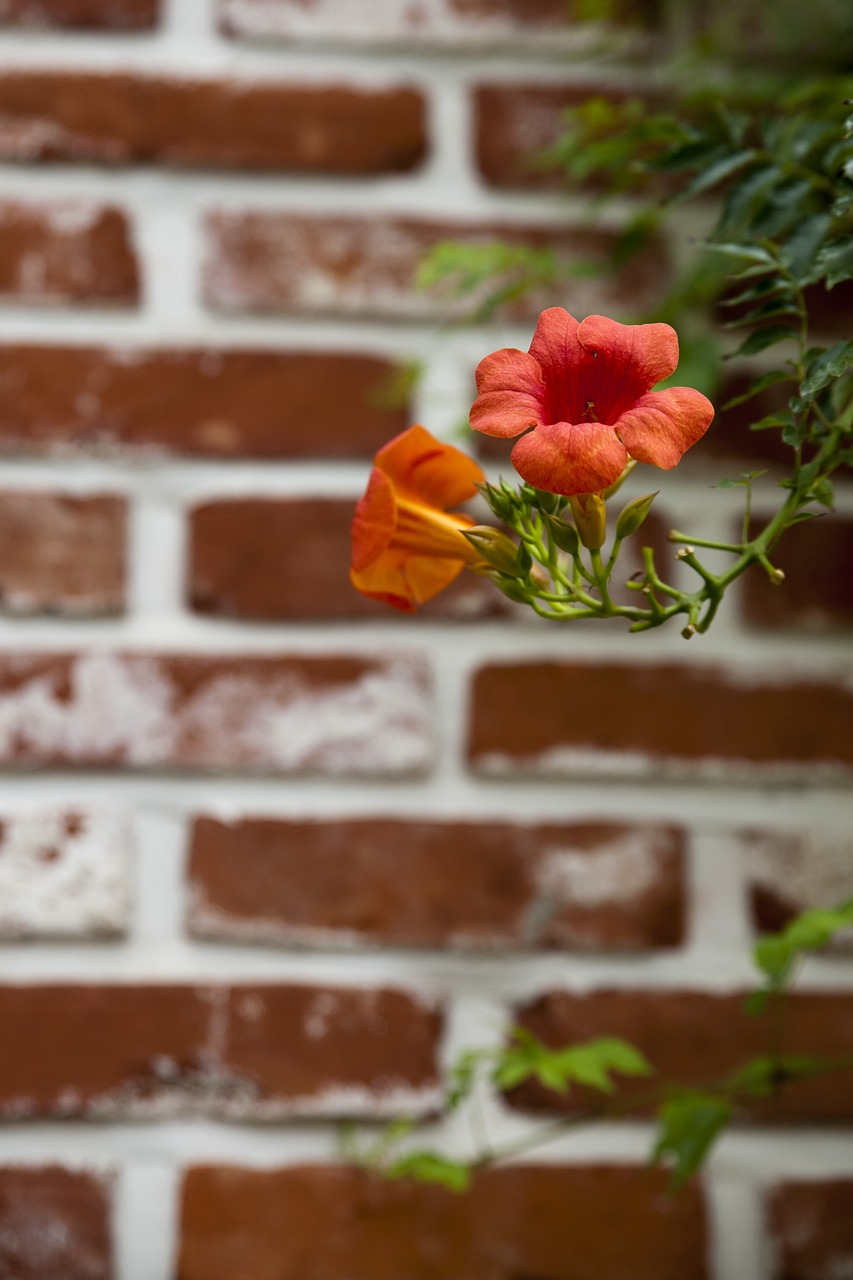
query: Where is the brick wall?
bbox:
[0,3,851,1278]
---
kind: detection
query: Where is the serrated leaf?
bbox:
[731,326,796,358]
[672,149,759,204]
[387,1152,471,1193]
[652,1092,732,1188]
[750,412,795,432]
[722,371,794,411]
[705,241,776,265]
[800,341,853,400]
[753,900,853,987]
[493,1031,652,1097]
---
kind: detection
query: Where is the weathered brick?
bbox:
[467,660,853,781]
[0,652,431,775]
[187,816,685,950]
[178,1163,707,1280]
[0,1165,112,1280]
[203,212,669,321]
[766,1181,853,1280]
[0,807,130,938]
[0,983,441,1118]
[0,492,125,613]
[0,201,138,305]
[739,515,853,631]
[0,345,407,459]
[510,990,853,1123]
[0,0,157,27]
[475,83,651,190]
[0,73,426,174]
[218,0,626,47]
[188,498,508,621]
[739,827,853,938]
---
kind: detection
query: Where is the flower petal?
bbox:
[375,424,484,508]
[350,467,396,572]
[350,548,466,612]
[617,386,715,470]
[510,420,629,497]
[576,315,680,421]
[470,348,547,438]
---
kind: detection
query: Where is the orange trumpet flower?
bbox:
[350,425,486,612]
[470,307,715,497]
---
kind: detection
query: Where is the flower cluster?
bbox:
[351,307,714,618]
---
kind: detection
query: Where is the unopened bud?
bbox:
[568,493,607,551]
[603,459,637,499]
[463,526,524,576]
[476,482,512,523]
[615,492,658,540]
[769,567,785,585]
[545,514,580,556]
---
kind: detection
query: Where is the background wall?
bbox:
[0,1,851,1277]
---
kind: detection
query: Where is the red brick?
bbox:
[739,515,853,631]
[467,660,853,780]
[0,807,130,939]
[178,1163,707,1280]
[739,827,853,939]
[218,0,623,46]
[0,0,157,26]
[0,345,407,459]
[510,990,853,1123]
[766,1180,853,1280]
[0,492,125,614]
[188,498,508,621]
[475,83,654,190]
[0,201,138,305]
[0,652,431,775]
[0,983,441,1118]
[187,816,685,950]
[0,73,426,175]
[0,1165,112,1280]
[203,212,669,321]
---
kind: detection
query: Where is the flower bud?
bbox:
[615,492,658,540]
[463,526,524,576]
[568,493,607,551]
[545,513,580,556]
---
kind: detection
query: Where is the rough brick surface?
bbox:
[219,0,594,47]
[0,201,138,305]
[739,515,853,631]
[0,492,125,613]
[0,345,406,458]
[467,660,853,780]
[187,816,685,950]
[0,0,157,26]
[0,807,130,938]
[475,83,650,189]
[203,212,668,321]
[0,73,426,175]
[766,1180,853,1280]
[0,1165,112,1280]
[178,1163,707,1280]
[0,652,431,775]
[511,990,853,1122]
[189,498,509,621]
[739,827,853,938]
[0,984,442,1118]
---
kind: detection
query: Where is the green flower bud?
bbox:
[615,492,658,540]
[545,514,580,556]
[463,526,524,576]
[569,493,607,551]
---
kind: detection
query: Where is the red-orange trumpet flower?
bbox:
[350,425,485,612]
[470,307,714,496]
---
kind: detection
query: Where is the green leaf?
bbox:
[730,326,796,358]
[652,1092,732,1189]
[752,899,853,989]
[446,1048,488,1111]
[722,370,794,411]
[704,241,776,266]
[816,236,853,289]
[387,1152,471,1193]
[750,411,795,432]
[672,149,759,203]
[800,341,853,400]
[728,1054,827,1099]
[493,1030,652,1096]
